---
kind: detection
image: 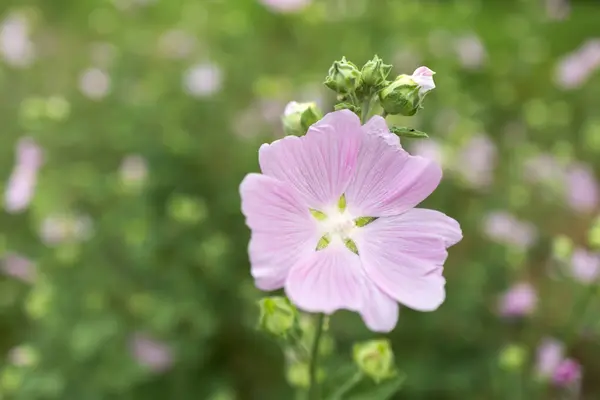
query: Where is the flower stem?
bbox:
[381,110,388,118]
[308,313,325,400]
[361,95,372,124]
[564,283,598,347]
[328,372,363,400]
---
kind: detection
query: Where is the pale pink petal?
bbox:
[285,245,363,314]
[345,133,442,217]
[354,215,450,311]
[395,208,462,247]
[259,110,362,209]
[240,173,318,290]
[360,279,399,332]
[363,115,400,147]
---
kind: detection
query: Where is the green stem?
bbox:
[328,372,363,400]
[563,283,598,347]
[308,313,325,400]
[361,95,372,124]
[381,110,388,118]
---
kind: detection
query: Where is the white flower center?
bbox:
[321,211,356,242]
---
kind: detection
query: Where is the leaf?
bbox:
[346,374,406,400]
[334,103,361,113]
[390,126,429,139]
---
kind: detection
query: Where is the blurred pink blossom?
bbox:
[483,211,537,249]
[40,213,94,246]
[409,139,444,167]
[183,62,223,97]
[79,68,111,100]
[570,248,600,284]
[4,137,43,213]
[259,0,311,13]
[565,163,598,213]
[555,39,600,89]
[453,134,497,189]
[553,358,582,387]
[454,34,486,69]
[523,153,564,184]
[119,154,148,186]
[536,338,565,378]
[157,30,196,60]
[0,14,34,68]
[130,333,173,373]
[498,282,537,317]
[1,253,36,283]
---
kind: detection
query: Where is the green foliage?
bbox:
[1,0,600,399]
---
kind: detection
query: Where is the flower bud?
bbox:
[353,339,396,383]
[499,344,527,371]
[324,57,361,95]
[361,55,392,90]
[552,235,573,262]
[257,296,298,338]
[282,101,322,136]
[552,358,582,387]
[379,66,436,116]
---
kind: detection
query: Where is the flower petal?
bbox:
[285,245,364,314]
[259,110,362,209]
[240,173,319,290]
[395,208,462,247]
[354,214,450,311]
[363,115,401,147]
[360,279,399,333]
[345,133,442,217]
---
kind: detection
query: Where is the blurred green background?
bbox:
[1,0,600,398]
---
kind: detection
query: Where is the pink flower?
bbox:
[239,110,462,332]
[535,338,565,378]
[1,253,36,283]
[4,137,43,213]
[553,358,582,387]
[565,163,598,214]
[483,211,537,250]
[454,34,486,69]
[411,66,436,94]
[39,213,94,246]
[453,134,497,189]
[183,62,223,97]
[498,282,537,317]
[129,333,173,373]
[259,0,311,13]
[570,248,600,284]
[0,14,35,68]
[79,68,111,100]
[409,139,444,167]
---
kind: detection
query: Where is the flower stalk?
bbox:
[308,313,325,399]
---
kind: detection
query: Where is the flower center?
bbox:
[310,195,377,254]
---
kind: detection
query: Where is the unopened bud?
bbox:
[257,296,298,338]
[353,339,396,383]
[282,101,322,136]
[552,235,574,262]
[361,55,392,90]
[499,344,527,371]
[324,57,361,95]
[379,66,436,116]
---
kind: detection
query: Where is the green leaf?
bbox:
[346,374,406,400]
[334,103,361,113]
[390,126,429,139]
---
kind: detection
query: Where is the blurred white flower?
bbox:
[1,253,36,283]
[157,29,196,60]
[483,211,537,249]
[40,213,94,246]
[454,34,486,69]
[409,139,444,167]
[0,13,34,68]
[4,137,43,213]
[119,154,148,186]
[183,62,223,97]
[129,333,173,373]
[79,68,111,100]
[259,0,311,13]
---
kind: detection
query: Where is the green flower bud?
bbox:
[286,362,325,389]
[282,101,323,136]
[353,339,396,383]
[498,344,527,371]
[257,296,298,338]
[379,67,436,116]
[552,235,573,261]
[361,55,392,90]
[324,57,361,95]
